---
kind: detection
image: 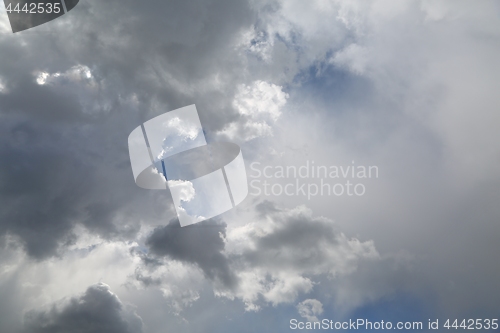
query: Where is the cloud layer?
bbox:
[24,283,143,333]
[0,0,499,332]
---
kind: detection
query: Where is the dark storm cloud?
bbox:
[134,200,381,312]
[146,217,238,289]
[24,283,143,333]
[234,201,379,277]
[0,0,255,130]
[255,199,279,218]
[0,110,179,258]
[0,1,498,331]
[0,0,258,259]
[245,202,343,270]
[0,74,83,121]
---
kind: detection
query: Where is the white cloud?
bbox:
[157,117,202,160]
[30,64,112,115]
[238,28,274,62]
[220,80,288,141]
[218,204,380,311]
[132,259,205,315]
[36,72,50,85]
[0,226,210,327]
[297,299,324,322]
[167,180,196,203]
[164,117,200,141]
[0,230,144,331]
[35,65,94,86]
[0,77,6,93]
[234,80,287,121]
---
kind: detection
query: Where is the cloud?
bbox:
[0,76,6,93]
[297,299,323,322]
[219,201,380,310]
[132,201,384,314]
[145,218,238,290]
[132,259,204,315]
[0,0,260,260]
[0,112,178,259]
[167,180,196,203]
[331,44,369,75]
[233,81,287,122]
[23,283,143,333]
[157,117,203,160]
[0,0,499,331]
[220,80,289,141]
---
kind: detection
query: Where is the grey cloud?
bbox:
[0,0,498,331]
[255,199,280,218]
[24,283,143,333]
[218,201,381,309]
[14,0,257,131]
[0,0,263,260]
[137,200,382,312]
[146,218,238,289]
[0,112,178,259]
[0,75,84,121]
[238,201,376,273]
[134,269,163,288]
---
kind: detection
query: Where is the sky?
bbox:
[0,0,499,332]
